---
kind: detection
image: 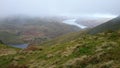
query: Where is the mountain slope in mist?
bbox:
[89,16,120,34]
[0,16,80,44]
[76,17,113,28]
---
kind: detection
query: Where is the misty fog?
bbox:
[0,0,120,17]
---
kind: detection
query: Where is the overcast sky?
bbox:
[0,0,120,17]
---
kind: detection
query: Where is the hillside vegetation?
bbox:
[0,30,120,68]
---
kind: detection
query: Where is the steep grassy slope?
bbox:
[0,30,120,68]
[89,16,120,34]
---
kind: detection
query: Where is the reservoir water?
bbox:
[9,44,29,49]
[63,19,87,29]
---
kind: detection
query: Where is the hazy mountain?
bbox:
[89,16,120,34]
[76,17,113,28]
[0,16,80,44]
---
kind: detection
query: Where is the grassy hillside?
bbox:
[89,16,120,34]
[0,43,20,68]
[0,31,24,44]
[0,30,120,68]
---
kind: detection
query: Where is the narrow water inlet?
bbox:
[63,19,87,29]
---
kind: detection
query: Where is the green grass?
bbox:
[0,30,120,68]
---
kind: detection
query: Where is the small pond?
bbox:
[9,44,29,49]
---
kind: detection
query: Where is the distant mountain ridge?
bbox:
[89,16,120,34]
